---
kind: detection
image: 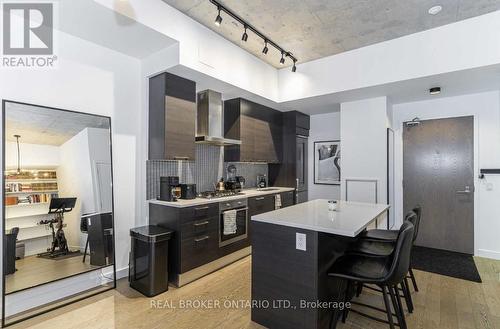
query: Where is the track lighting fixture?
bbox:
[209,0,298,72]
[241,26,248,42]
[262,40,268,54]
[214,7,222,26]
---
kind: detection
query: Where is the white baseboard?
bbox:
[116,266,129,280]
[476,249,500,260]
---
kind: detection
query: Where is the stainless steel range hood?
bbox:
[196,90,241,146]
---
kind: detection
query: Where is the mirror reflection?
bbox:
[4,101,114,294]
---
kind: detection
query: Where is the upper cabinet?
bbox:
[224,98,282,163]
[149,73,196,160]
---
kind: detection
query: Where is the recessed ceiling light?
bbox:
[428,5,442,15]
[429,87,441,95]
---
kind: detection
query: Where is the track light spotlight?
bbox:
[280,52,285,65]
[292,60,297,72]
[262,40,268,54]
[214,8,222,26]
[241,26,248,42]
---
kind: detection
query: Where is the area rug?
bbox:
[411,245,482,283]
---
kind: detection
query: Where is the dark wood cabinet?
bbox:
[150,192,295,286]
[149,202,220,284]
[149,73,196,160]
[224,98,282,163]
[269,111,310,203]
[248,194,275,217]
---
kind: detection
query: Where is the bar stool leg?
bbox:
[388,285,404,329]
[402,278,414,313]
[356,281,363,297]
[409,267,419,292]
[342,280,352,323]
[393,285,408,329]
[381,285,396,329]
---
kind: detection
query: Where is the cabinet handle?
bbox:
[255,197,265,201]
[296,178,299,189]
[193,221,209,227]
[194,235,209,243]
[174,156,190,160]
[194,206,210,211]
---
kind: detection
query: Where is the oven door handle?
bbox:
[222,207,248,214]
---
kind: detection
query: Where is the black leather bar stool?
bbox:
[348,211,417,313]
[328,221,415,329]
[358,206,422,293]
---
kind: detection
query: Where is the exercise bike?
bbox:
[37,197,77,259]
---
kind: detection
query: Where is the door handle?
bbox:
[194,235,209,243]
[193,221,209,227]
[456,186,473,194]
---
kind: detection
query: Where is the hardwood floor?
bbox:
[9,256,500,329]
[6,254,98,294]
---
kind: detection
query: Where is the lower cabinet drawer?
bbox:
[180,233,219,273]
[181,216,218,240]
[181,203,219,221]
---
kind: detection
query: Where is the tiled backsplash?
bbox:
[146,144,268,199]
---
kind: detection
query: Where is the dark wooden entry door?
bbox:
[403,116,474,254]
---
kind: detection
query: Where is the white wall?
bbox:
[97,0,278,101]
[0,29,141,315]
[392,90,500,259]
[340,97,389,228]
[58,127,112,250]
[58,129,93,250]
[5,142,60,169]
[307,112,341,200]
[279,10,500,102]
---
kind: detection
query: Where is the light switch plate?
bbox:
[296,233,306,251]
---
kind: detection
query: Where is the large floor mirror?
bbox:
[2,100,115,326]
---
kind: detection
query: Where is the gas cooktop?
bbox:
[197,190,244,199]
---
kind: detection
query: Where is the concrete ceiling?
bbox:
[162,0,500,67]
[57,0,177,59]
[5,102,110,146]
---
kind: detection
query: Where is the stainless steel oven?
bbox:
[219,198,248,247]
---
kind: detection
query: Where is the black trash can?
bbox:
[129,225,173,297]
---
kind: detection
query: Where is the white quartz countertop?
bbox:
[148,187,295,208]
[251,199,389,237]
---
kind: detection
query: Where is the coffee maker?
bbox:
[159,176,180,202]
[224,165,241,191]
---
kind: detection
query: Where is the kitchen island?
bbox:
[251,199,389,329]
